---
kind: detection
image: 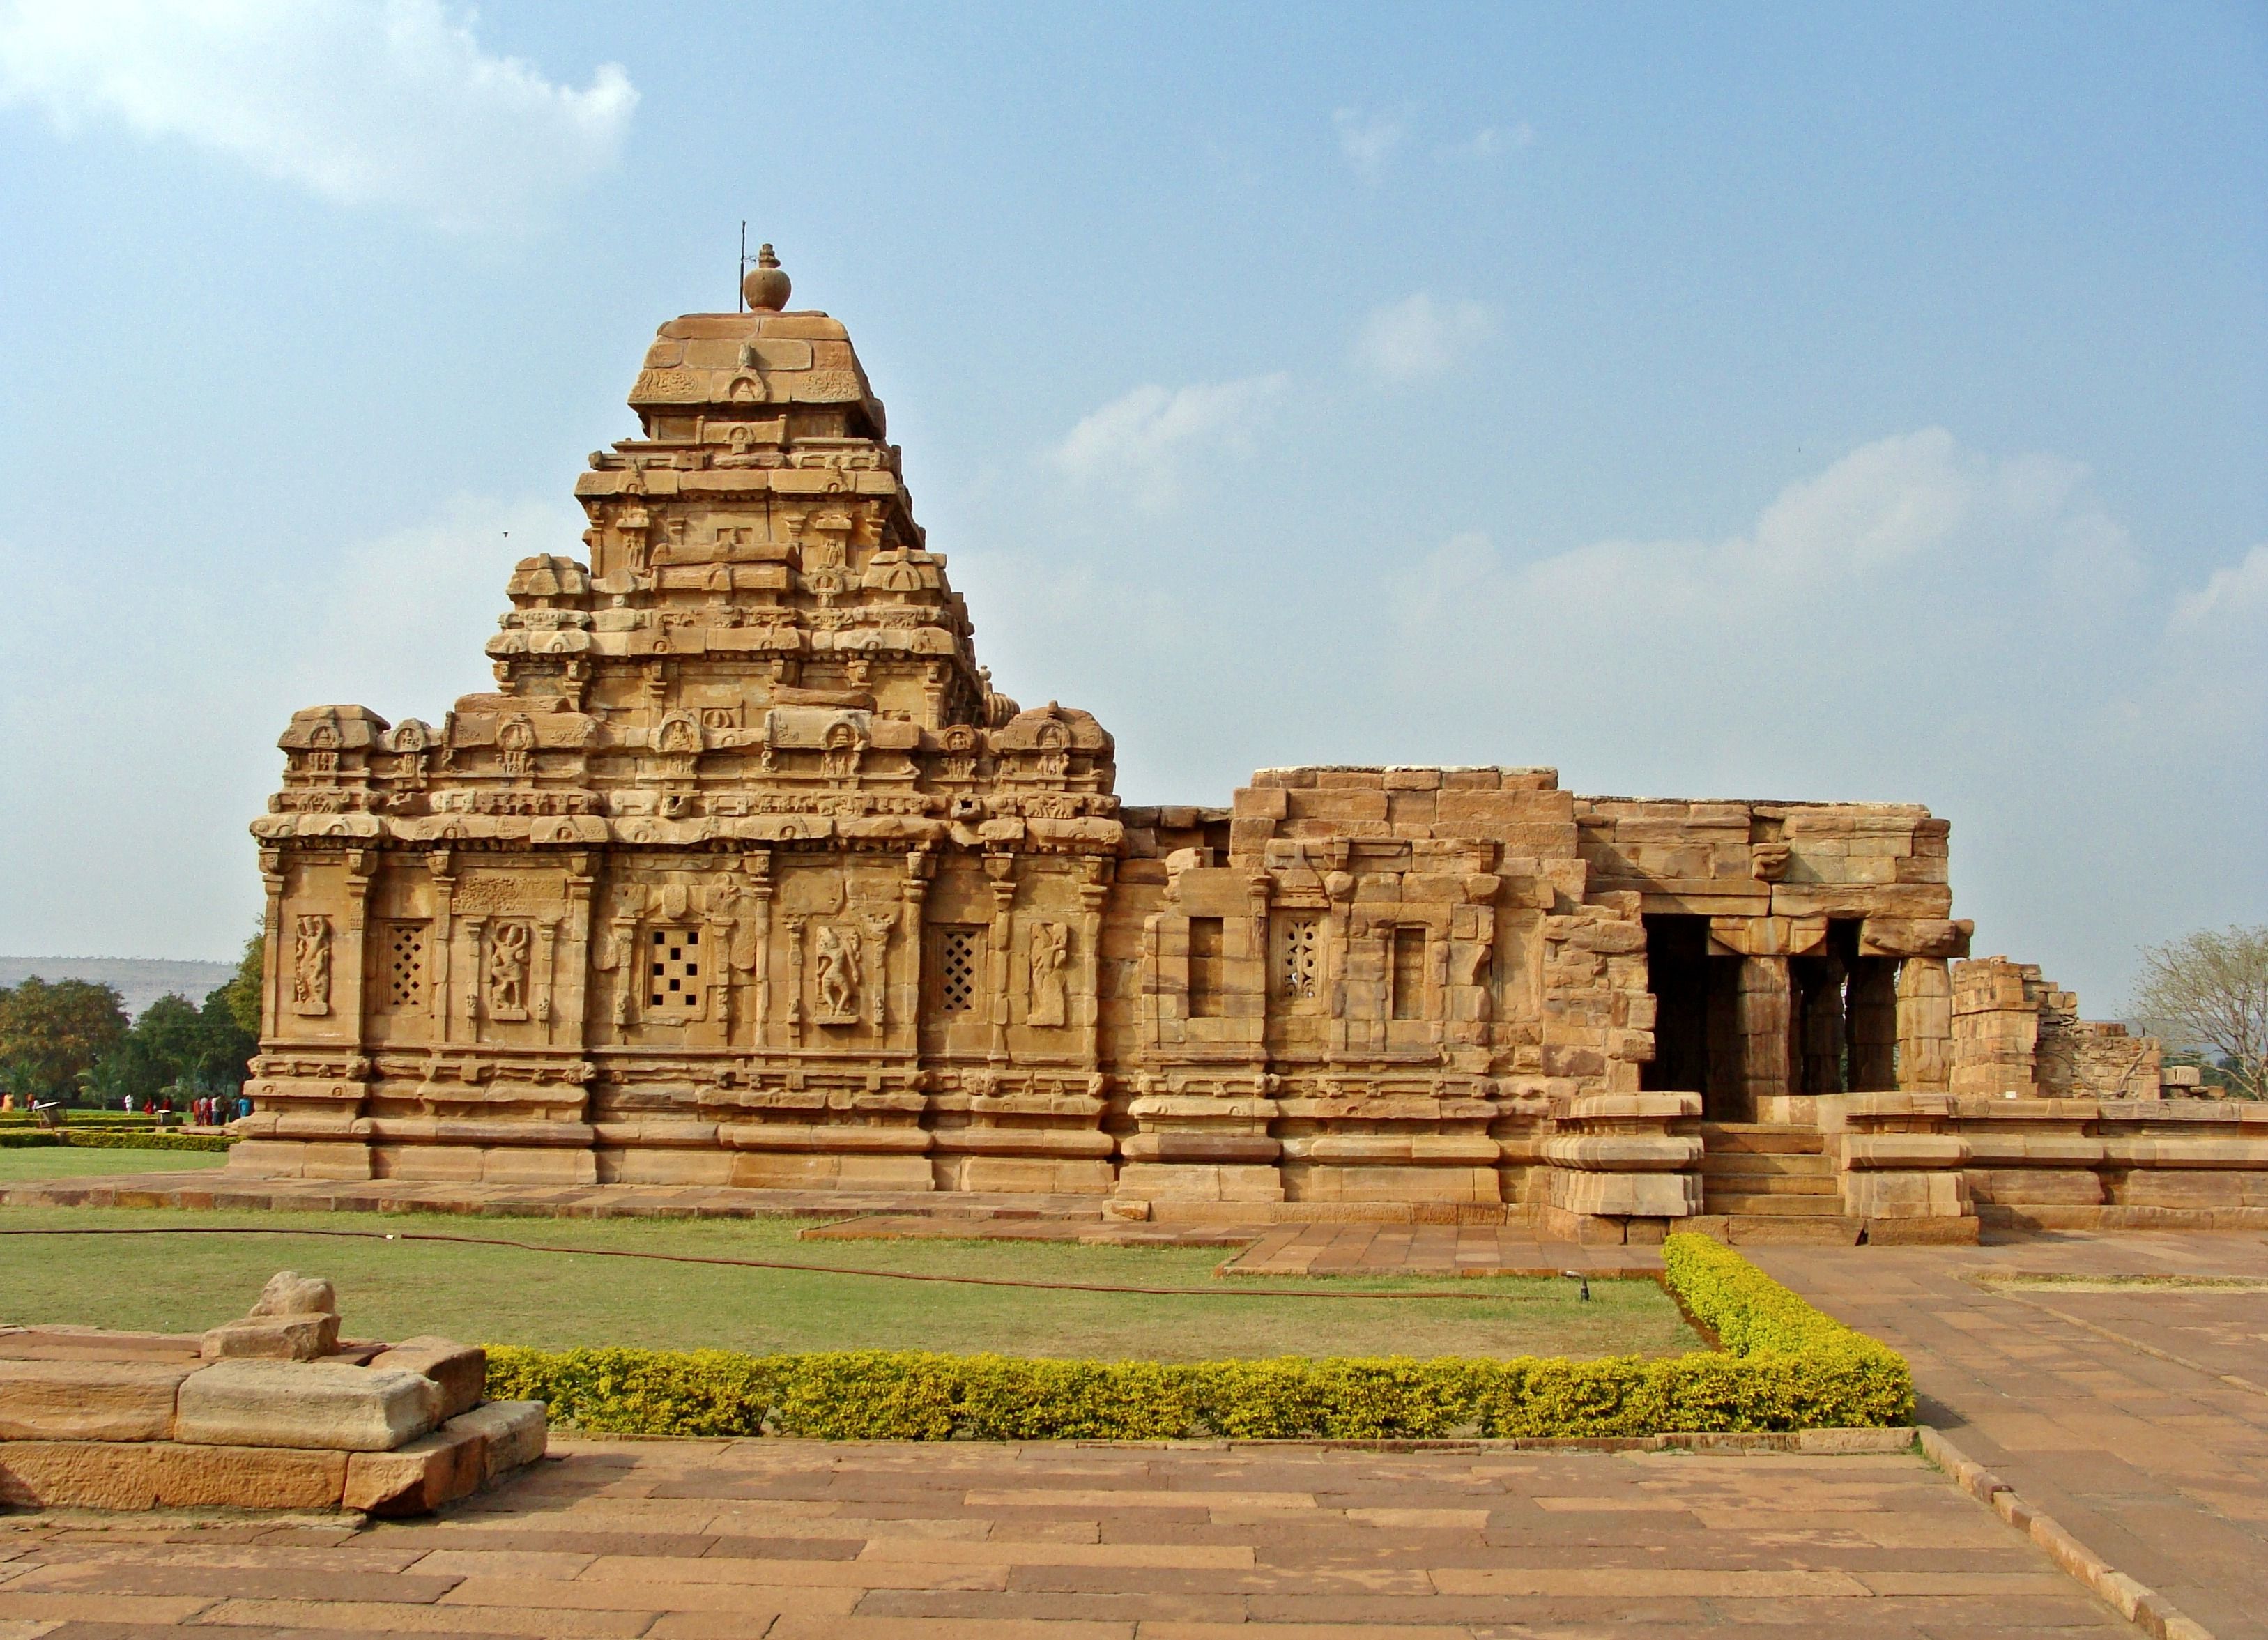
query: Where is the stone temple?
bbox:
[237,252,2267,1243]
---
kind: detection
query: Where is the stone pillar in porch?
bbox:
[1736,957,1791,1121]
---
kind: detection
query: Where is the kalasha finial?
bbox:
[742,243,791,312]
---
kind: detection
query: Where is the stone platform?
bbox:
[0,1434,2131,1637]
[0,1171,1129,1225]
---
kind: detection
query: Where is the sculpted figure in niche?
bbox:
[1028,920,1068,1027]
[815,923,861,1021]
[291,914,332,1016]
[498,716,535,776]
[820,721,861,781]
[488,920,532,1019]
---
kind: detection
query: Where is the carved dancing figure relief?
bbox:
[1027,920,1068,1027]
[814,922,861,1022]
[487,920,532,1020]
[291,914,332,1016]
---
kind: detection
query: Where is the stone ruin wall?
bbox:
[235,268,2262,1239]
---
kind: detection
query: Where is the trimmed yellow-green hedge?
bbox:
[484,1233,1911,1440]
[0,1130,232,1151]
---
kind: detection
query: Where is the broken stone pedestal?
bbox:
[0,1271,543,1517]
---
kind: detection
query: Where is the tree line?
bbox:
[0,935,261,1108]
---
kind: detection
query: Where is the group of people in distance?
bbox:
[116,1091,251,1128]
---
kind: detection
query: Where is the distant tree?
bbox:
[2133,924,2267,1101]
[0,977,130,1103]
[82,983,259,1106]
[218,926,264,1037]
[191,984,259,1092]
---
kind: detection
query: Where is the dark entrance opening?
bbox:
[1643,914,1747,1117]
[1786,919,1901,1096]
[1643,915,1710,1096]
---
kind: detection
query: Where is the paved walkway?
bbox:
[1758,1230,2268,1639]
[0,1437,2123,1637]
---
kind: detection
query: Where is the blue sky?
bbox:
[1,1,2262,1013]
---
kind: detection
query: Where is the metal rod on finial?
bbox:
[738,221,747,313]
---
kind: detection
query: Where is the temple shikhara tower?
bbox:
[240,252,2262,1244]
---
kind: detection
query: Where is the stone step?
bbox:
[1685,1213,1865,1246]
[1699,1172,1840,1197]
[1699,1151,1835,1178]
[1701,1191,1851,1217]
[1693,1124,1825,1156]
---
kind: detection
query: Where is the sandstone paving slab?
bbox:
[194,1596,663,1634]
[5,1561,466,1604]
[1755,1229,2268,1638]
[0,1436,2134,1635]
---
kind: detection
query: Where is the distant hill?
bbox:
[0,957,238,1019]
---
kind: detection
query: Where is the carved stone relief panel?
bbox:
[454,873,567,917]
[813,921,862,1025]
[486,919,533,1021]
[1027,919,1069,1027]
[291,914,332,1016]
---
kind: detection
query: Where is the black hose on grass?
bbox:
[0,1225,1602,1303]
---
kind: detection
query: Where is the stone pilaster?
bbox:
[1894,957,1952,1093]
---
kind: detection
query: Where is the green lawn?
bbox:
[0,1201,1696,1362]
[0,1147,229,1178]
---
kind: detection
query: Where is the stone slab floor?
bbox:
[0,1437,2123,1638]
[1756,1230,2268,1640]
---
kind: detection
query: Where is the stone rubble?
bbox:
[0,1272,543,1515]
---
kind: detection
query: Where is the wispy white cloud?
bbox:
[1332,107,1404,182]
[1050,375,1288,509]
[2170,542,2268,637]
[1448,122,1535,160]
[0,0,636,231]
[1394,429,2145,636]
[1356,292,1496,381]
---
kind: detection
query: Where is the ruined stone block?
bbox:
[368,1338,487,1423]
[0,1359,196,1443]
[175,1361,440,1453]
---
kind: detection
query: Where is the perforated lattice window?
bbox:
[649,927,700,1009]
[383,921,427,1011]
[1280,914,1321,1002]
[937,927,981,1013]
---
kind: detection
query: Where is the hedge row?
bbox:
[484,1234,1912,1441]
[0,1130,233,1151]
[0,1112,169,1128]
